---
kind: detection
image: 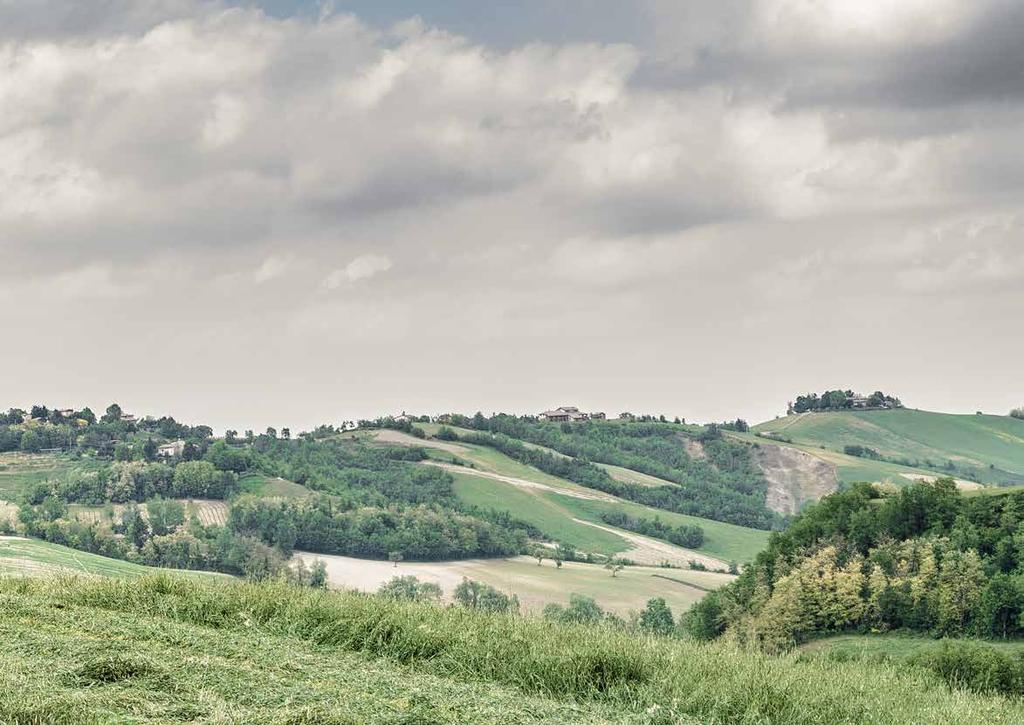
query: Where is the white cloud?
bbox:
[252,254,293,284]
[323,254,393,288]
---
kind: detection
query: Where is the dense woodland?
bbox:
[435,414,779,529]
[689,479,1024,652]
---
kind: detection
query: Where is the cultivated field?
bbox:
[67,499,231,527]
[296,551,733,616]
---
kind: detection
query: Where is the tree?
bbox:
[114,442,133,462]
[453,578,518,613]
[378,575,442,602]
[1011,408,1024,420]
[309,559,328,589]
[19,429,41,453]
[544,594,604,624]
[977,574,1024,639]
[142,438,158,462]
[122,503,151,549]
[604,559,624,577]
[102,403,123,424]
[147,498,185,536]
[639,597,675,636]
[388,550,403,568]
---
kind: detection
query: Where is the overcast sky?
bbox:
[3,1,1023,433]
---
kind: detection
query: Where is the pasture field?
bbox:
[597,462,679,488]
[754,409,1024,484]
[554,495,770,565]
[298,550,735,616]
[0,537,223,580]
[238,472,311,498]
[451,468,767,564]
[0,574,1019,724]
[451,471,627,555]
[0,452,99,501]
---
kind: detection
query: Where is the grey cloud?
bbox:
[2,1,1024,431]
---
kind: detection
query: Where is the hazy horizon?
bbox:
[4,1,1023,433]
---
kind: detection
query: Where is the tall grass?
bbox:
[2,575,1022,723]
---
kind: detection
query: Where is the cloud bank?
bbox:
[2,1,1022,431]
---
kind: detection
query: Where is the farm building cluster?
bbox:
[538,406,607,423]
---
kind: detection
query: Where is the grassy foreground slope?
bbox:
[754,409,1024,485]
[1,574,1021,724]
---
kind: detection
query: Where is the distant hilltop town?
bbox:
[788,390,903,415]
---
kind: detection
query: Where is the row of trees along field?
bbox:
[430,413,779,529]
[4,403,533,573]
[688,479,1024,652]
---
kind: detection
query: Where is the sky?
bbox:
[2,0,1023,433]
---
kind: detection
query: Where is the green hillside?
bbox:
[754,409,1024,486]
[0,573,1019,724]
[369,429,770,565]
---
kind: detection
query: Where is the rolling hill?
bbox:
[752,409,1024,487]
[355,427,770,566]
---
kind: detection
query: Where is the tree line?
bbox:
[599,511,704,548]
[228,495,525,561]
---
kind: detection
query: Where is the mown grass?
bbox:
[0,576,619,724]
[1,574,1021,723]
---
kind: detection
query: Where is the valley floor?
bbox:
[295,551,731,615]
